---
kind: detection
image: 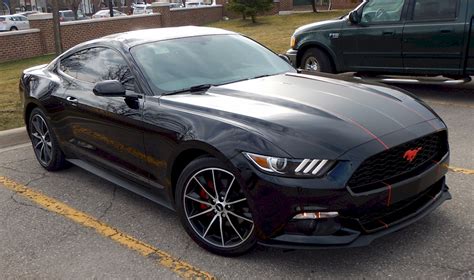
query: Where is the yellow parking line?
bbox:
[445,164,474,175]
[0,176,215,280]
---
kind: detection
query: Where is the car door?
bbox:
[58,47,152,183]
[18,16,29,29]
[341,0,408,73]
[402,0,466,76]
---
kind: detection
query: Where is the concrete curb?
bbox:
[0,127,29,149]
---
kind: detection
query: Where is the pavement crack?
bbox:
[9,192,49,214]
[24,171,49,187]
[98,186,117,220]
[176,239,193,262]
[0,164,46,175]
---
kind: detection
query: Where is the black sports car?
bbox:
[20,27,451,256]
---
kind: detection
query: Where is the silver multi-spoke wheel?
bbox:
[183,167,254,248]
[30,114,53,166]
[304,57,320,72]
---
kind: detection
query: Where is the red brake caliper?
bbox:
[199,189,209,210]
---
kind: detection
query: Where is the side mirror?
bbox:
[278,54,292,65]
[348,10,360,24]
[93,80,126,97]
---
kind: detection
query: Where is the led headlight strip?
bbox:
[244,153,334,177]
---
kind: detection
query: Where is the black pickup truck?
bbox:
[286,0,474,78]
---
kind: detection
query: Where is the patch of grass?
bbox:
[0,55,55,131]
[208,11,349,54]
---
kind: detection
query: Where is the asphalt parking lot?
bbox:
[0,80,473,279]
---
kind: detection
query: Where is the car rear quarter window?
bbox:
[60,47,135,90]
[0,18,5,22]
[413,0,460,21]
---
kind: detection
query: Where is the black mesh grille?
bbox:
[348,131,448,193]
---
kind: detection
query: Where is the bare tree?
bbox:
[66,0,82,19]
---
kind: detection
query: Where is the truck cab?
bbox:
[287,0,474,78]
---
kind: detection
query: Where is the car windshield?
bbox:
[131,34,295,93]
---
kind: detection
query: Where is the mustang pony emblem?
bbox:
[403,147,422,162]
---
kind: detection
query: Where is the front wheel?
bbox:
[175,157,256,256]
[10,26,18,31]
[28,108,69,171]
[301,48,334,73]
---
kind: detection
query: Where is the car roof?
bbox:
[97,26,236,48]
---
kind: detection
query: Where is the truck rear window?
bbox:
[413,0,460,21]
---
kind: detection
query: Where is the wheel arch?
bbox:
[168,140,235,204]
[24,101,40,133]
[297,43,338,72]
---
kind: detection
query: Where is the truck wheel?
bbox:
[301,48,333,73]
[10,26,18,31]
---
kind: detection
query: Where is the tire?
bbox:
[9,26,17,31]
[301,48,334,73]
[175,157,256,256]
[28,108,69,171]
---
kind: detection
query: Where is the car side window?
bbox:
[412,0,460,21]
[60,47,135,91]
[361,0,405,24]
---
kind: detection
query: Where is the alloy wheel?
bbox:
[30,114,53,166]
[183,167,254,248]
[304,57,320,72]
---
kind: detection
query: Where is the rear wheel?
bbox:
[176,157,256,256]
[301,48,334,73]
[28,108,69,171]
[10,26,18,31]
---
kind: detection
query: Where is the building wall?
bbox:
[169,6,223,27]
[0,29,44,62]
[60,14,161,50]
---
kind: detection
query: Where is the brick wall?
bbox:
[60,14,162,50]
[169,6,223,27]
[279,0,293,11]
[0,29,44,63]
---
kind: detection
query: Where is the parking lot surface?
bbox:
[0,81,473,279]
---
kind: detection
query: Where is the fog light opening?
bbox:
[293,211,339,220]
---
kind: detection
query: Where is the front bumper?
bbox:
[233,136,451,249]
[286,49,298,67]
[260,181,451,249]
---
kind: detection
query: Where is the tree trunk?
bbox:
[51,0,62,55]
[251,14,256,23]
[311,0,317,12]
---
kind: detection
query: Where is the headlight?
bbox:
[290,36,296,49]
[244,152,335,177]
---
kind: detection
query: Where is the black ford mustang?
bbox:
[20,26,451,256]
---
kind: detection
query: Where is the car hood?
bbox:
[294,18,345,36]
[160,74,439,159]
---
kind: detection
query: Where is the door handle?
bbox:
[66,96,78,105]
[382,31,395,36]
[440,29,453,34]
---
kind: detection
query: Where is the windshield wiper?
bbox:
[217,74,276,86]
[162,84,214,96]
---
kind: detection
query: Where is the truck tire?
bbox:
[301,48,334,73]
